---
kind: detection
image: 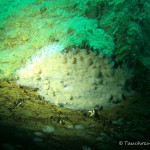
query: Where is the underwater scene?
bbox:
[0,0,150,149]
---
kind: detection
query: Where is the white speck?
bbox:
[42,125,55,133]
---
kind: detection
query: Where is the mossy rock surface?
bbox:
[0,80,150,149]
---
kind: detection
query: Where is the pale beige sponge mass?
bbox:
[16,44,132,110]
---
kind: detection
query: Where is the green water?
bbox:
[0,0,150,149]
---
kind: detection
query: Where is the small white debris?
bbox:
[42,125,55,133]
[82,145,91,150]
[34,131,44,137]
[88,110,95,117]
[66,124,74,129]
[75,125,84,130]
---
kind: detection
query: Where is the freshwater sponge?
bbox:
[16,44,132,110]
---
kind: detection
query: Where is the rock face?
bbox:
[0,0,147,81]
[16,44,132,110]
